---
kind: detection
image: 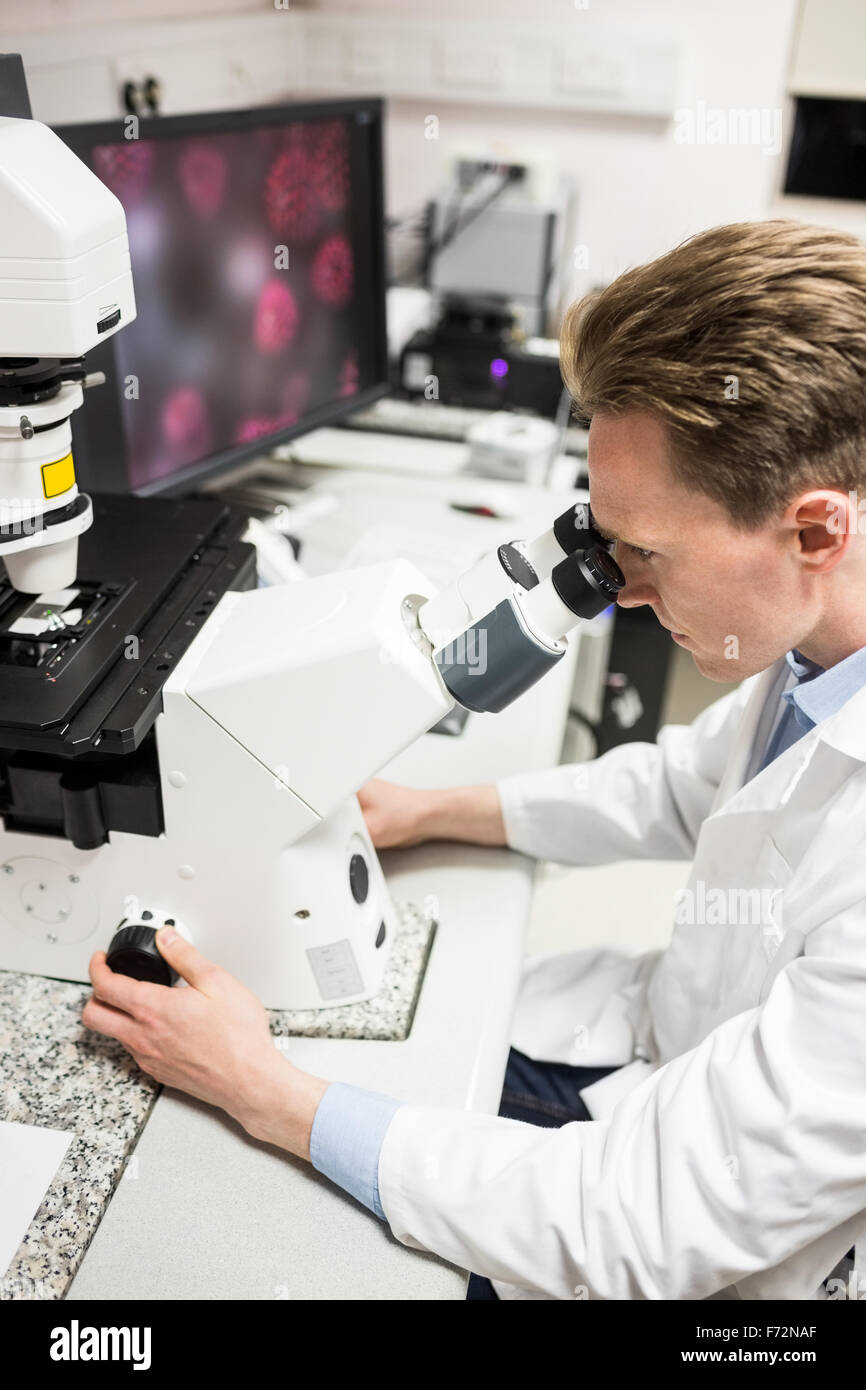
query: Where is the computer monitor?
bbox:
[55,98,389,497]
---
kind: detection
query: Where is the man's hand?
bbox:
[357,778,438,847]
[358,778,507,848]
[83,928,328,1159]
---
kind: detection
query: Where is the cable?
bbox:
[424,164,517,281]
[387,204,434,288]
[544,383,575,486]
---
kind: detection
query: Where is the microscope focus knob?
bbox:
[106,922,179,987]
[349,852,369,903]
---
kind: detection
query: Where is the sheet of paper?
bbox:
[0,1119,73,1276]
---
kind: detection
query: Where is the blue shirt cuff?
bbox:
[309,1081,404,1221]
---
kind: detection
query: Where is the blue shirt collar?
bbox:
[783,644,866,728]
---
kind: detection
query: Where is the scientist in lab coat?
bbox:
[84,219,866,1300]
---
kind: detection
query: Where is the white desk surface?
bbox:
[67,465,585,1302]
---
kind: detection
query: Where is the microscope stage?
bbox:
[0,493,255,756]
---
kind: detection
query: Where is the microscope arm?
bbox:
[168,508,622,831]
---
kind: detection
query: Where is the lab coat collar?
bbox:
[756,655,866,762]
[713,656,866,816]
[811,676,866,760]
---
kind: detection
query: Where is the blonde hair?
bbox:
[561,220,866,527]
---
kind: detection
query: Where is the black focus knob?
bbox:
[106,923,178,987]
[497,542,539,591]
[349,853,369,904]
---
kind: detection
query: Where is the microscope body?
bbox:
[0,557,450,1009]
[0,522,618,1007]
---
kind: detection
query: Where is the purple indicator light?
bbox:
[490,357,509,379]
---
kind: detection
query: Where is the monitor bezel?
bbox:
[54,96,390,497]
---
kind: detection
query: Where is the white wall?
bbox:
[0,0,266,31]
[790,0,866,98]
[328,0,866,303]
[6,0,863,315]
[315,0,801,311]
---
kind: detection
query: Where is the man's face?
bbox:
[587,410,830,681]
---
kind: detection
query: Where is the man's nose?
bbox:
[616,581,657,608]
[614,557,659,609]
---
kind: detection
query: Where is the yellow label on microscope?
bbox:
[41,452,75,499]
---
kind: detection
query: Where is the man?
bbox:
[84,220,866,1300]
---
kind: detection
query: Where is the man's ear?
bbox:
[785,489,855,572]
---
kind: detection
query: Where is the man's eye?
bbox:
[627,544,655,561]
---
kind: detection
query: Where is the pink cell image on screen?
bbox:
[179,141,228,217]
[311,121,349,212]
[265,148,320,238]
[259,122,305,154]
[235,417,278,444]
[281,371,311,418]
[311,235,354,308]
[235,409,303,444]
[93,142,156,204]
[254,279,300,353]
[161,386,213,456]
[339,351,359,398]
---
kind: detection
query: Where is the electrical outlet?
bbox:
[456,159,527,192]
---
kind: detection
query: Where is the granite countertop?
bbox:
[0,971,158,1302]
[0,899,435,1300]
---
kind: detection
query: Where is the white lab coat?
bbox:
[377,657,866,1299]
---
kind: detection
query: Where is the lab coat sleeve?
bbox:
[496,678,755,866]
[377,907,866,1299]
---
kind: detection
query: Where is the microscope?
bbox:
[0,91,623,1009]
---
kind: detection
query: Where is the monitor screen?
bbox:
[55,99,389,496]
[784,96,866,202]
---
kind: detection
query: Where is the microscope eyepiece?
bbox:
[583,545,624,593]
[552,503,614,557]
[551,544,624,620]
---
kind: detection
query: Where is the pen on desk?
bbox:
[449,503,504,519]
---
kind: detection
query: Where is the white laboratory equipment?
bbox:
[0,72,623,1010]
